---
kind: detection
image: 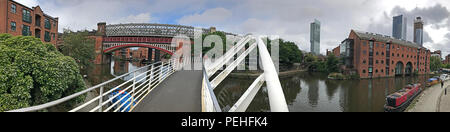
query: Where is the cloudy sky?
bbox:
[17,0,450,58]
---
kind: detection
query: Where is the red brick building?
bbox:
[332,30,431,78]
[0,0,59,47]
[444,54,450,64]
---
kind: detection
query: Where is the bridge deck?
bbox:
[132,69,202,112]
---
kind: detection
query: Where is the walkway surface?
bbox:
[132,69,202,112]
[438,85,450,112]
[407,80,450,112]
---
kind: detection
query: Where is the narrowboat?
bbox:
[384,83,422,112]
[109,90,136,112]
[426,77,440,87]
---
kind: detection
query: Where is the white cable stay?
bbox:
[201,35,289,112]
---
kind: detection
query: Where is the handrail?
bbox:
[201,35,289,112]
[9,58,180,112]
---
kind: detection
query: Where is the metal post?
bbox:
[99,86,104,112]
[148,64,154,92]
[160,61,164,82]
[132,71,136,109]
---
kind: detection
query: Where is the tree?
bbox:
[0,34,86,111]
[326,54,340,73]
[60,29,95,69]
[430,56,442,72]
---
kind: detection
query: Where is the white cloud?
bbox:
[178,8,232,26]
[14,0,38,7]
[111,13,152,24]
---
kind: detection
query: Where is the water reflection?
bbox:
[84,59,150,87]
[111,60,148,83]
[214,72,430,112]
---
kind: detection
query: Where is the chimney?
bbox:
[97,22,106,36]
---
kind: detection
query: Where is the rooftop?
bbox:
[352,30,424,49]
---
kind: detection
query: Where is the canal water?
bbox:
[83,59,147,87]
[214,72,431,112]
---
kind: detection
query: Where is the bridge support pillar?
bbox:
[155,50,161,62]
[102,53,111,64]
[148,48,153,62]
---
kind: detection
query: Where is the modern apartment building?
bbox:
[0,0,59,47]
[310,19,320,55]
[414,17,424,46]
[332,30,431,78]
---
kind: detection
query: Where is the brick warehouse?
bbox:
[332,30,431,78]
[0,0,59,47]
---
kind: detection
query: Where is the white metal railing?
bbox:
[202,35,289,112]
[9,58,182,112]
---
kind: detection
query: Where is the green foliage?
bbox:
[276,39,303,65]
[308,54,340,73]
[60,29,95,69]
[326,54,340,73]
[441,64,450,69]
[0,34,86,111]
[263,38,303,65]
[430,56,442,72]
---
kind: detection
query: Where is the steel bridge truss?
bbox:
[105,23,210,38]
[202,35,289,112]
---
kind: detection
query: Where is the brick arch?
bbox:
[395,61,404,75]
[103,44,173,55]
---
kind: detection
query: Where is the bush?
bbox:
[0,34,86,111]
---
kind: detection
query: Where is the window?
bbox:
[52,33,55,40]
[11,4,16,13]
[22,25,31,36]
[45,18,51,29]
[376,60,379,64]
[381,69,384,73]
[22,9,32,23]
[381,60,384,64]
[44,31,50,42]
[376,69,378,73]
[363,70,366,73]
[363,60,366,64]
[10,22,16,31]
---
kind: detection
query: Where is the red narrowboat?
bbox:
[384,83,422,112]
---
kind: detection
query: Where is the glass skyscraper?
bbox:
[392,15,407,40]
[310,19,320,55]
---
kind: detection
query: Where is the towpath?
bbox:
[407,80,450,112]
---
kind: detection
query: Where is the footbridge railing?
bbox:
[202,35,289,112]
[9,58,182,112]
